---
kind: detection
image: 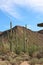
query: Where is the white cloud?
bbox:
[0,0,43,19]
[0,0,21,19]
[12,0,43,12]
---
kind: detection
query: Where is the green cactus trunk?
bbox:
[7,22,13,52]
[25,24,27,52]
[15,29,18,53]
[10,22,12,52]
[23,24,27,53]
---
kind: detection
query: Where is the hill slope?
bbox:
[38,30,43,34]
[0,26,43,46]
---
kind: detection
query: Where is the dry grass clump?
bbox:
[29,58,43,65]
[29,58,39,65]
[38,58,43,64]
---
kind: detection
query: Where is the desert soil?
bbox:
[20,61,29,65]
[0,61,11,65]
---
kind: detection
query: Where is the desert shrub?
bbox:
[1,43,10,54]
[28,45,38,57]
[8,56,16,65]
[39,58,43,64]
[15,56,23,61]
[30,58,39,65]
[37,49,43,59]
[21,54,30,61]
[30,60,35,65]
[15,46,21,55]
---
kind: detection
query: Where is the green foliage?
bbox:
[37,49,43,59]
[39,58,43,64]
[23,24,27,53]
[10,21,12,52]
[28,45,38,57]
[7,21,13,52]
[15,45,21,55]
[30,58,39,65]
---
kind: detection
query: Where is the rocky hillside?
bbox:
[38,30,43,34]
[0,26,43,46]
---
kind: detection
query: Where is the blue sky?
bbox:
[0,0,43,31]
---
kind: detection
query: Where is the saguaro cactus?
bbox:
[7,21,13,52]
[10,21,12,52]
[25,24,27,51]
[23,24,27,53]
[15,29,17,50]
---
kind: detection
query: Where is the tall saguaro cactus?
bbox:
[10,21,12,52]
[23,24,27,53]
[15,29,17,50]
[25,24,27,52]
[7,21,13,52]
